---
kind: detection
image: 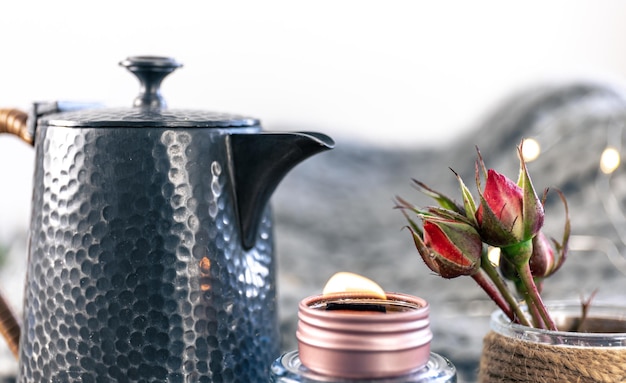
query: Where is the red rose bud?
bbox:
[475,146,544,247]
[476,169,524,246]
[408,214,482,279]
[528,232,555,278]
[532,188,571,279]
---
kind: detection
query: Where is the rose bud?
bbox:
[407,212,482,279]
[475,145,544,249]
[528,231,555,278]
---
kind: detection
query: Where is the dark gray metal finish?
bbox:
[12,56,333,383]
[41,108,259,128]
[230,132,335,249]
[21,125,279,382]
[120,56,182,109]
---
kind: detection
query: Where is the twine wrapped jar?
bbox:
[479,302,626,383]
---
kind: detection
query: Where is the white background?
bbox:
[2,0,626,238]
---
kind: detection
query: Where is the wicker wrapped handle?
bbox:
[0,108,32,145]
[0,107,29,358]
[0,293,19,359]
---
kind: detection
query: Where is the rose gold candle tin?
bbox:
[297,292,433,379]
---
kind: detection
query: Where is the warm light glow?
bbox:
[199,257,211,272]
[487,247,501,266]
[199,257,212,291]
[322,272,387,299]
[600,147,621,174]
[521,138,541,162]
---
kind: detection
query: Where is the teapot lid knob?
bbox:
[119,56,182,109]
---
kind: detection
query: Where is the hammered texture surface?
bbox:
[20,126,279,382]
[42,108,259,128]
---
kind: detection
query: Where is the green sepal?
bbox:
[411,178,465,214]
[516,143,545,240]
[501,239,533,268]
[451,168,478,226]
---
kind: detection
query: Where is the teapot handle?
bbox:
[0,294,19,358]
[0,108,29,358]
[0,108,33,145]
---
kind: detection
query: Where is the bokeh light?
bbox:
[521,138,541,162]
[600,147,621,174]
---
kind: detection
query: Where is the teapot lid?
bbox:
[41,56,259,128]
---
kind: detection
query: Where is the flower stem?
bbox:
[471,269,516,322]
[514,280,545,328]
[480,256,531,327]
[516,262,557,330]
[529,299,546,329]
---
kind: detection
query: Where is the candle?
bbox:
[269,273,457,383]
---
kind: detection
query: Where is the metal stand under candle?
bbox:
[270,292,457,383]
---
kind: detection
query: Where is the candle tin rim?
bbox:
[301,292,429,317]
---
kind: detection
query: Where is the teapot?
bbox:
[0,56,333,382]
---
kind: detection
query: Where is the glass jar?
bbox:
[479,301,626,383]
[270,350,456,383]
[490,301,626,346]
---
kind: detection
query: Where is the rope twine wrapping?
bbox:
[479,330,626,383]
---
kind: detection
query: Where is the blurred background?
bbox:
[3,1,626,238]
[3,1,626,381]
[3,1,626,236]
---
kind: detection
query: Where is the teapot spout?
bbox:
[229,131,334,249]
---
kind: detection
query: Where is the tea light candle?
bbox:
[269,273,457,383]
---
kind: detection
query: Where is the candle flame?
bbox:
[322,272,387,299]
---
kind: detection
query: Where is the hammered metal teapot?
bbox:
[0,56,333,382]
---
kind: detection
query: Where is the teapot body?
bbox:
[20,123,279,382]
[0,56,333,382]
